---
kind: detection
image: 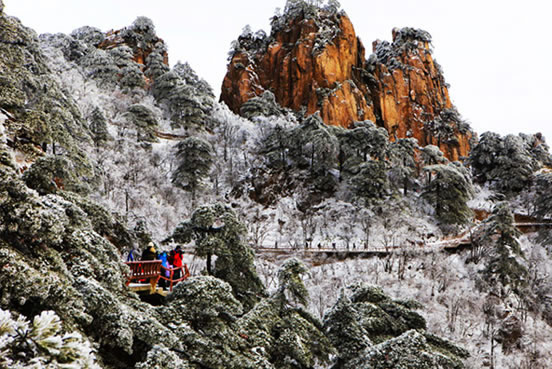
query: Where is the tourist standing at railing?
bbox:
[172,246,183,281]
[158,251,170,288]
[126,246,138,262]
[141,242,158,261]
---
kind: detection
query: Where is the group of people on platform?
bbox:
[127,242,186,288]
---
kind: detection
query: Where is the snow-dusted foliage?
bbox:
[229,0,344,61]
[170,203,266,309]
[240,90,286,120]
[286,232,552,368]
[533,172,552,245]
[172,137,214,204]
[469,131,549,194]
[323,283,468,368]
[424,108,470,147]
[0,309,100,368]
[374,27,433,69]
[422,162,474,226]
[3,5,552,369]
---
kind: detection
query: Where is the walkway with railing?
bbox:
[122,219,551,293]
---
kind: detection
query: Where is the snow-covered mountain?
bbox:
[1,0,552,368]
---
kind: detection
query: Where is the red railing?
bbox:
[124,261,190,292]
[125,260,162,292]
[159,264,190,292]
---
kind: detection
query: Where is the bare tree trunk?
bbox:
[206,253,212,275]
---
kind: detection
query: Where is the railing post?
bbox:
[169,269,174,292]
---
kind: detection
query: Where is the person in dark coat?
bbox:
[141,242,158,261]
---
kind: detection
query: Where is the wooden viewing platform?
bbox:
[125,261,190,296]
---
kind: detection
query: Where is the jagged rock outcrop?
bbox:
[221,4,473,160]
[97,20,169,69]
[221,9,374,129]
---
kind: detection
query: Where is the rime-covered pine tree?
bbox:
[171,137,213,204]
[422,162,473,225]
[170,203,265,310]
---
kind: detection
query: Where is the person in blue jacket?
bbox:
[158,251,170,288]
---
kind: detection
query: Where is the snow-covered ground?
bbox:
[253,234,552,369]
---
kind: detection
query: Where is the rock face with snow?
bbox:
[97,18,169,75]
[221,4,472,160]
[221,10,372,129]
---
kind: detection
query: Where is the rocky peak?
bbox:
[221,5,370,129]
[97,16,169,73]
[220,3,473,160]
[369,26,473,161]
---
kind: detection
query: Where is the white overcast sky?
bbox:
[5,0,552,141]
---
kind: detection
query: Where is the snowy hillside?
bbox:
[1,0,552,368]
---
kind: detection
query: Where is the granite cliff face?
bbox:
[221,12,374,129]
[221,7,472,160]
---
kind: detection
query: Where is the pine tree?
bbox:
[152,71,212,129]
[237,258,335,368]
[496,134,536,193]
[323,283,468,368]
[532,172,552,245]
[421,144,448,166]
[276,257,310,306]
[170,203,266,310]
[70,26,105,48]
[173,61,214,98]
[335,121,389,188]
[424,108,466,147]
[145,48,170,80]
[323,293,371,367]
[478,202,528,295]
[125,104,158,142]
[22,156,79,195]
[351,160,389,203]
[171,137,213,204]
[80,49,118,86]
[388,138,418,195]
[469,132,542,194]
[422,162,473,225]
[240,90,285,120]
[88,107,110,147]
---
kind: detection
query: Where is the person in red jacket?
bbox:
[172,246,183,282]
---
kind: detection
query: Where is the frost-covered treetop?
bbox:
[392,27,432,44]
[70,25,105,47]
[128,16,156,37]
[272,0,343,34]
[277,257,310,306]
[229,0,344,60]
[120,16,158,47]
[374,27,435,70]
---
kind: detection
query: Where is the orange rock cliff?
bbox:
[221,7,472,160]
